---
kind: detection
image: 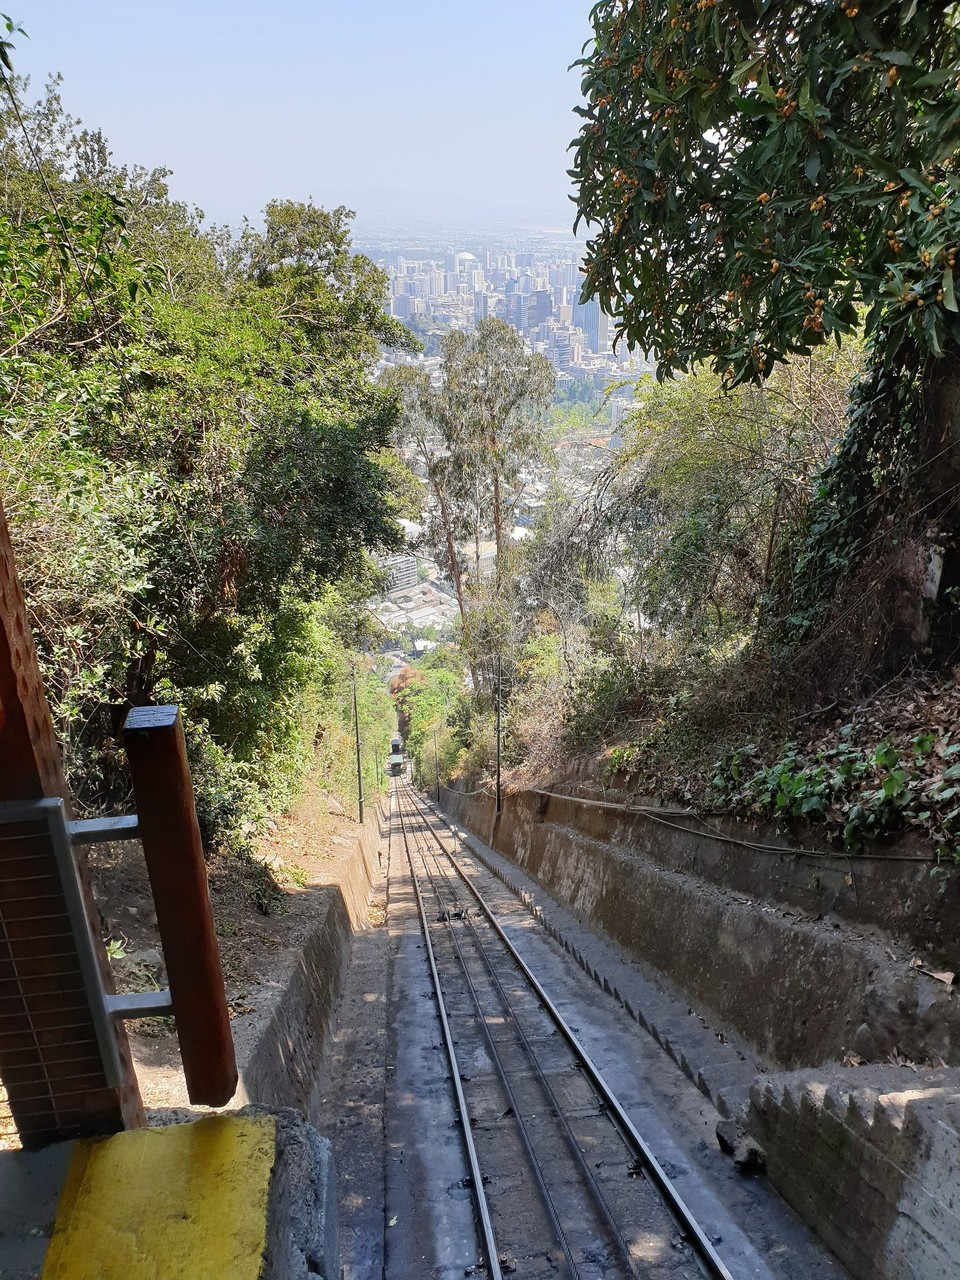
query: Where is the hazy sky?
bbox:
[10,2,594,229]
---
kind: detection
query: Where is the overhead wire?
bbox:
[528,786,944,864]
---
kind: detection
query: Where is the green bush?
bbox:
[563,654,643,749]
[711,729,960,858]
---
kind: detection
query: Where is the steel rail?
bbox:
[393,790,504,1280]
[404,793,583,1280]
[412,794,641,1280]
[406,783,739,1280]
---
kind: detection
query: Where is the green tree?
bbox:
[572,1,960,651]
[383,363,471,627]
[0,46,408,849]
[391,646,467,786]
[387,323,553,689]
[444,318,554,581]
[572,1,959,383]
[605,346,862,646]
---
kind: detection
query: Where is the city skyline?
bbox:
[375,239,653,398]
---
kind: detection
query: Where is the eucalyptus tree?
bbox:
[444,318,554,582]
[389,319,554,594]
[572,1,960,644]
[383,363,470,625]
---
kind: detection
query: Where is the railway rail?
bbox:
[392,779,737,1280]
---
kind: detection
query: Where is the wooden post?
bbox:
[123,706,237,1106]
[0,499,144,1145]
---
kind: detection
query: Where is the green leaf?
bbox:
[882,771,907,799]
[925,307,945,357]
[943,266,958,313]
[732,55,764,85]
[913,69,957,88]
[898,167,933,195]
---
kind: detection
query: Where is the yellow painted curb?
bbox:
[42,1115,276,1280]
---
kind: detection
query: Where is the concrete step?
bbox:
[745,1065,960,1280]
[1,1109,337,1280]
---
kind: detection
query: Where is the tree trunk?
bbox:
[855,347,960,660]
[762,482,783,590]
[921,348,960,514]
[492,451,504,587]
[433,479,480,691]
[434,482,466,622]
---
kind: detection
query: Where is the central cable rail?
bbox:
[403,795,606,1279]
[396,779,737,1280]
[417,808,642,1279]
[394,791,504,1280]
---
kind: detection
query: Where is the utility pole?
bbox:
[495,651,502,815]
[351,665,364,825]
[433,725,441,805]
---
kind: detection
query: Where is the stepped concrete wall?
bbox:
[745,1066,960,1280]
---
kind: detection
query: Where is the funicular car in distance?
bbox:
[387,735,405,777]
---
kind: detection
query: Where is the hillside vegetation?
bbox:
[0,69,403,856]
[396,2,960,866]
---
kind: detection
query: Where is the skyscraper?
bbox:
[572,296,609,353]
[528,290,554,329]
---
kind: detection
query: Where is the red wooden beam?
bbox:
[123,705,238,1106]
[0,498,144,1144]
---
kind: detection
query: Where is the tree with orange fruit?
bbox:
[572,0,960,653]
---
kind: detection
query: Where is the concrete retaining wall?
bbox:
[236,804,383,1279]
[238,804,382,1115]
[442,786,960,1069]
[744,1066,960,1280]
[261,1108,340,1280]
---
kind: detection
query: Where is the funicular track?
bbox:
[392,780,736,1280]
